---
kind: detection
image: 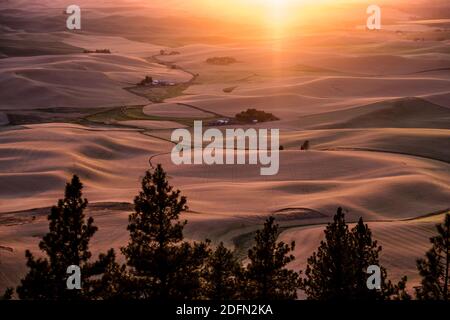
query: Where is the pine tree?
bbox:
[87,249,131,300]
[353,217,378,297]
[416,213,450,300]
[122,164,208,299]
[300,208,409,300]
[352,217,409,300]
[300,207,355,300]
[17,175,97,300]
[170,240,210,299]
[1,286,13,300]
[244,217,300,300]
[202,242,243,300]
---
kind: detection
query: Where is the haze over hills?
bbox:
[0,0,449,295]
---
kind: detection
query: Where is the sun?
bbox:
[265,0,293,31]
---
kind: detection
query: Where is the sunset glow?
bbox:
[1,0,449,308]
[190,0,381,37]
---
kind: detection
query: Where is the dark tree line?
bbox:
[8,165,450,300]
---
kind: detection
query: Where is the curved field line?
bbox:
[175,102,227,118]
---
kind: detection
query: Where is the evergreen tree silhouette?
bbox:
[17,175,97,300]
[352,217,409,300]
[300,207,409,300]
[416,213,450,300]
[202,242,243,300]
[300,207,354,300]
[87,249,131,300]
[1,287,13,300]
[243,217,300,300]
[122,164,208,299]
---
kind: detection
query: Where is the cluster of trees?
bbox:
[2,164,449,300]
[205,57,237,65]
[83,49,111,54]
[160,49,180,56]
[235,108,279,123]
[7,165,298,300]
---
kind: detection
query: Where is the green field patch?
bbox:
[85,106,215,128]
[125,83,190,103]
